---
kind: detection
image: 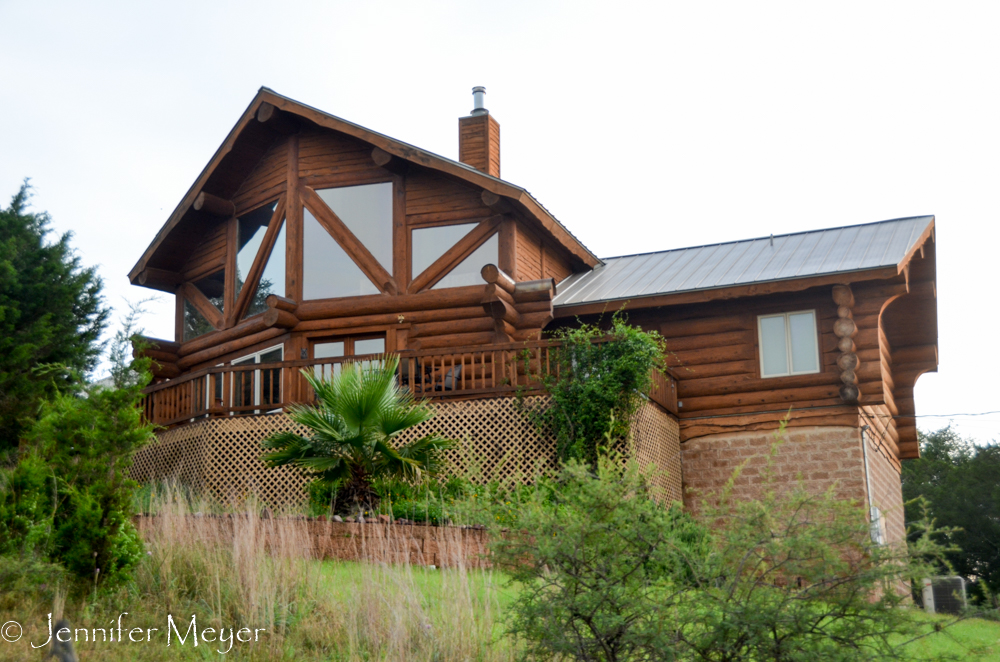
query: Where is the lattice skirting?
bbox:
[130,397,682,507]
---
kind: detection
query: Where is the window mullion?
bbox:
[785,313,794,376]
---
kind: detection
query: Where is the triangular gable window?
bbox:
[303,208,381,299]
[316,183,393,273]
[184,300,214,341]
[193,270,225,314]
[235,200,280,301]
[431,233,499,289]
[411,223,479,277]
[243,222,286,319]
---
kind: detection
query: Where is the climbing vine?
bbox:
[535,313,667,466]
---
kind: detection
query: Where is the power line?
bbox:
[915,411,1000,418]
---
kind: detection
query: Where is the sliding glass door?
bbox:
[232,345,283,414]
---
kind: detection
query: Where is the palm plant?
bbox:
[260,355,452,514]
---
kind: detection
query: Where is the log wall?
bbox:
[560,271,934,460]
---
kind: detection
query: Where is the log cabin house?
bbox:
[129,87,937,544]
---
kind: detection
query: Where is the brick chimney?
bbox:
[458,86,500,178]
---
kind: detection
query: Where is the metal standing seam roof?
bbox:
[553,216,934,308]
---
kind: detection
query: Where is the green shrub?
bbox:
[492,433,964,662]
[539,313,666,465]
[490,453,704,661]
[0,305,154,587]
[0,453,56,557]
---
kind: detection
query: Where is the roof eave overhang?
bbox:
[130,88,600,285]
[552,265,903,318]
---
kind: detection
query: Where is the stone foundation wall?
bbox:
[680,425,905,545]
[864,429,905,546]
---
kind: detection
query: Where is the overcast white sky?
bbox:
[1,1,997,441]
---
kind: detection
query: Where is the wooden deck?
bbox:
[140,339,679,428]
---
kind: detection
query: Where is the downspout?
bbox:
[859,425,882,543]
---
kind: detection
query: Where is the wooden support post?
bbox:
[286,133,303,302]
[499,217,517,278]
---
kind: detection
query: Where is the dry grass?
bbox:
[0,485,515,661]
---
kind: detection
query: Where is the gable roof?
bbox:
[553,215,935,309]
[129,87,600,285]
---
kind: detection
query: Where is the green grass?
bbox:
[894,612,1000,660]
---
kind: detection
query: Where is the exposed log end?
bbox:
[832,284,855,308]
[136,268,182,291]
[481,190,512,212]
[481,297,521,325]
[481,263,516,293]
[833,318,858,339]
[263,308,299,329]
[836,352,860,372]
[265,294,298,313]
[839,370,858,386]
[371,147,392,167]
[193,191,236,218]
[256,102,299,135]
[839,384,860,403]
[837,336,857,353]
[836,305,853,320]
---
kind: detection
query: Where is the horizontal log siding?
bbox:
[542,243,572,283]
[516,226,542,280]
[405,172,491,222]
[181,220,227,281]
[233,136,287,213]
[298,130,384,183]
[596,283,908,442]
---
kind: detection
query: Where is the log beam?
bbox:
[263,308,299,329]
[370,147,408,174]
[513,278,556,303]
[192,191,236,218]
[481,190,514,214]
[256,102,300,135]
[265,294,298,313]
[481,264,516,294]
[481,297,521,326]
[136,268,183,291]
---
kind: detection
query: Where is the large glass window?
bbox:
[183,300,214,341]
[311,335,385,380]
[235,201,279,301]
[193,270,225,313]
[431,234,498,289]
[316,183,393,272]
[303,208,380,299]
[758,311,820,377]
[243,222,285,319]
[411,223,478,279]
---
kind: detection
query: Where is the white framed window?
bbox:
[757,311,820,378]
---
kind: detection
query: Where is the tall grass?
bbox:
[0,483,514,661]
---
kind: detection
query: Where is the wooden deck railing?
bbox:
[140,340,678,428]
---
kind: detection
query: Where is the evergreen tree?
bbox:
[0,181,108,456]
[902,426,1000,606]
